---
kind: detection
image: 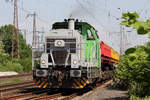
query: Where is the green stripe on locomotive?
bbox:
[81,23,101,69]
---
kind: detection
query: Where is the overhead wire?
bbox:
[139,0,150,16]
[5,0,50,26]
[75,0,109,32]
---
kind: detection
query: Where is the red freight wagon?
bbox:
[100,41,111,58]
[100,41,113,71]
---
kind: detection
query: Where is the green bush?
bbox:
[12,58,32,72]
[18,58,32,72]
[130,95,150,100]
[0,41,10,65]
[115,45,150,97]
[0,61,23,73]
[129,82,150,97]
[0,52,10,65]
[0,25,32,73]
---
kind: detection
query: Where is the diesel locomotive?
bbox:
[32,18,119,89]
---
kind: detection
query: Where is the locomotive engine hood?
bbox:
[42,18,82,68]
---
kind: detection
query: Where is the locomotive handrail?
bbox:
[50,49,56,66]
[65,49,70,68]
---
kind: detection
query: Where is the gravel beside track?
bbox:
[0,73,32,79]
[0,72,18,76]
[30,93,62,100]
[62,93,78,100]
[73,80,129,100]
[0,73,32,81]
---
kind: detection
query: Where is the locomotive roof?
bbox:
[52,21,94,29]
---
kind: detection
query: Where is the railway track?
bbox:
[0,81,34,97]
[0,79,112,100]
[0,88,62,100]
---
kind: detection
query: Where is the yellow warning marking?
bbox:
[86,80,89,84]
[82,77,89,84]
[74,79,83,88]
[39,81,45,88]
[43,83,48,88]
[78,78,86,87]
[81,80,86,86]
[82,77,86,81]
[36,80,41,86]
[73,83,79,88]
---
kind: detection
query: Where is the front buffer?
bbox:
[33,70,90,89]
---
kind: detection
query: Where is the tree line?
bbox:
[114,12,150,99]
[0,25,32,73]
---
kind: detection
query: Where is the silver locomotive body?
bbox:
[33,19,101,89]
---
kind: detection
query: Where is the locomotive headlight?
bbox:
[41,59,46,64]
[71,54,79,68]
[73,60,77,65]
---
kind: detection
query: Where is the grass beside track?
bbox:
[0,78,21,85]
[0,73,32,85]
[130,95,150,100]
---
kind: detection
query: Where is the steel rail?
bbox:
[0,81,33,89]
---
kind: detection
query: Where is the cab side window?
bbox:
[87,29,95,40]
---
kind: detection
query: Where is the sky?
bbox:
[0,0,150,52]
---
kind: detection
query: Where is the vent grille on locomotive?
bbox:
[46,38,76,65]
